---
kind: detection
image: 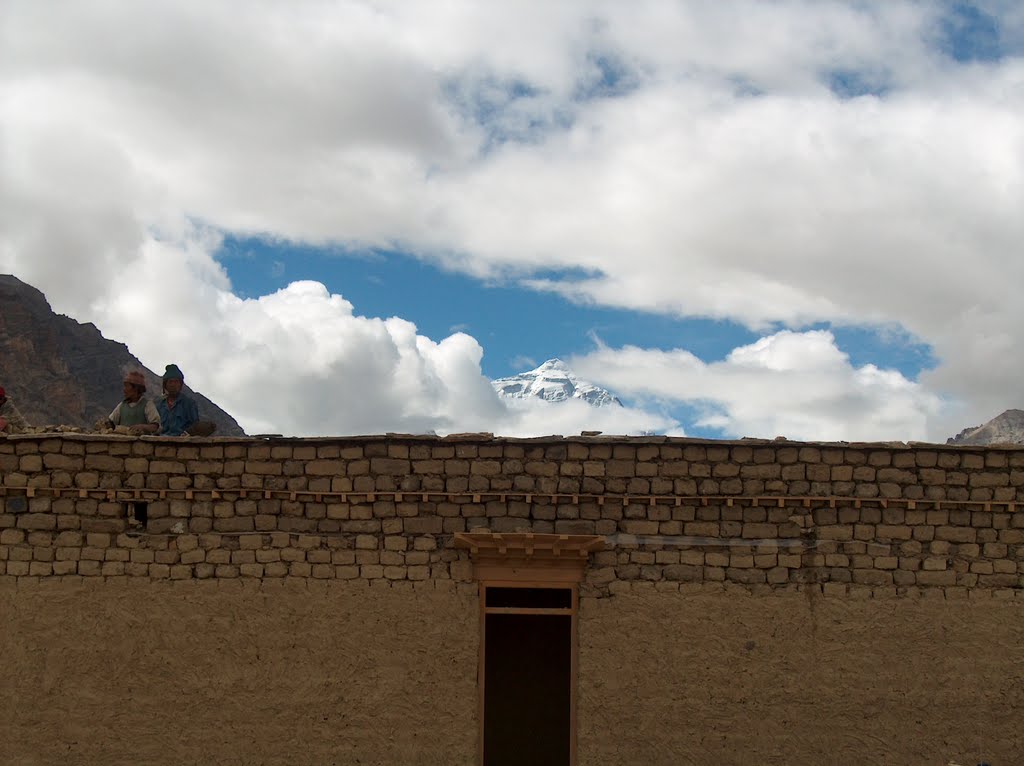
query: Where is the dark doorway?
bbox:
[483,609,572,766]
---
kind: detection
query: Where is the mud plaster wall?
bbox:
[3,434,1024,764]
[577,590,1024,766]
[4,580,1022,766]
[0,579,478,766]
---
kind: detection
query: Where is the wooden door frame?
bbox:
[454,533,604,766]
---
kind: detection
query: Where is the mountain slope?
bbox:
[946,409,1024,446]
[0,274,245,435]
[492,358,622,407]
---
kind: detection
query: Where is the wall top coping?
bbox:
[0,431,1022,453]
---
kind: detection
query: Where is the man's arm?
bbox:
[129,399,160,434]
[184,397,200,431]
[5,402,28,430]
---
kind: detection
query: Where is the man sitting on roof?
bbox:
[157,364,201,436]
[0,386,29,433]
[106,371,160,434]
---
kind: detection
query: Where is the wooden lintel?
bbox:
[454,532,605,584]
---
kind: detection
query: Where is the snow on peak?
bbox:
[492,358,622,407]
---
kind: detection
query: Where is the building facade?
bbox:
[2,433,1022,764]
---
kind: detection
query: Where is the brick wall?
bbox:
[1,433,1023,598]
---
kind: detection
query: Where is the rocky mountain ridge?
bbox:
[0,275,245,436]
[946,409,1024,446]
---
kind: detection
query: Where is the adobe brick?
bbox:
[969,472,1009,488]
[863,451,889,467]
[916,570,956,586]
[875,525,912,540]
[877,468,916,484]
[150,461,185,474]
[306,460,343,475]
[935,526,976,543]
[960,453,984,469]
[663,564,701,581]
[742,523,778,539]
[739,464,779,479]
[852,570,892,585]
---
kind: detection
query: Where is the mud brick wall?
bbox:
[1,433,1023,599]
[3,433,1024,765]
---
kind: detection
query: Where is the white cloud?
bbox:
[490,397,679,440]
[89,237,504,436]
[572,331,942,442]
[80,230,674,437]
[1,1,1022,439]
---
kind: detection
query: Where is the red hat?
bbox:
[0,386,5,399]
[123,371,146,391]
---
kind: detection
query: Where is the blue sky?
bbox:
[2,0,1022,440]
[217,234,936,380]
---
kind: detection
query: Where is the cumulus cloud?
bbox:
[81,230,673,437]
[572,331,942,442]
[89,236,499,436]
[1,1,1022,439]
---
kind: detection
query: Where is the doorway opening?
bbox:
[455,532,604,766]
[482,585,574,766]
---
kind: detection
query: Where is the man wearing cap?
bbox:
[157,364,200,436]
[107,371,160,434]
[0,386,29,433]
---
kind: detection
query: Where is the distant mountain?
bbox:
[0,275,245,435]
[492,358,622,407]
[946,409,1024,446]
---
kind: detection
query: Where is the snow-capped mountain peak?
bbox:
[492,358,622,407]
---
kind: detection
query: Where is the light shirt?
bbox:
[109,397,160,427]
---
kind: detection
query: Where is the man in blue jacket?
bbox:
[157,364,200,436]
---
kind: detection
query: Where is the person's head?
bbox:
[122,371,146,402]
[163,364,185,397]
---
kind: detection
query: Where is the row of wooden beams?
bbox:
[0,484,1019,512]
